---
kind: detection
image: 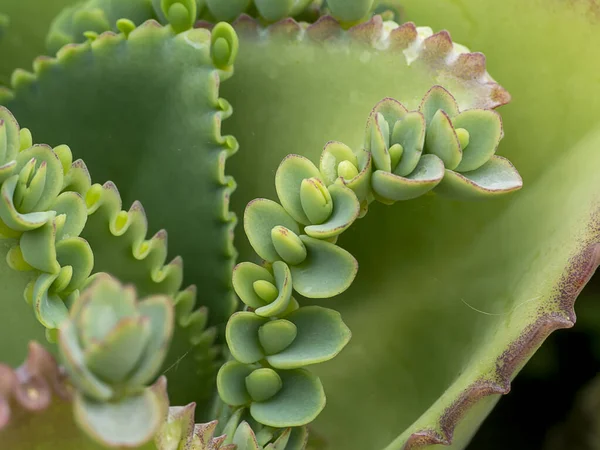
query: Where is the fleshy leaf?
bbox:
[289,235,358,298]
[435,156,523,199]
[245,199,300,262]
[73,388,164,448]
[232,262,276,309]
[226,312,268,364]
[327,0,376,22]
[304,184,360,239]
[217,361,255,407]
[423,109,462,170]
[371,154,445,202]
[249,369,325,428]
[245,368,282,402]
[419,85,460,124]
[275,155,322,225]
[255,261,294,317]
[266,306,351,370]
[391,111,426,177]
[258,319,298,356]
[453,109,504,173]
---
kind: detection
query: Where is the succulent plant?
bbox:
[0,0,599,449]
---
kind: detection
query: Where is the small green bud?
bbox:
[6,245,33,271]
[245,368,282,402]
[271,226,307,265]
[19,128,32,151]
[259,319,298,355]
[389,143,404,171]
[300,177,333,225]
[456,127,470,150]
[253,279,279,304]
[337,160,359,181]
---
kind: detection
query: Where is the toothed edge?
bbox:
[225,15,509,108]
[3,21,235,399]
[0,342,71,429]
[400,239,600,448]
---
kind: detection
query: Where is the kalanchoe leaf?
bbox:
[276,155,323,225]
[299,177,333,225]
[73,382,167,448]
[391,111,426,177]
[249,369,325,428]
[245,368,283,402]
[423,109,462,170]
[205,0,251,21]
[233,421,262,450]
[435,155,523,199]
[453,109,504,172]
[320,142,372,205]
[327,0,376,23]
[371,154,445,203]
[227,312,268,364]
[83,316,151,384]
[304,184,360,239]
[266,306,351,370]
[245,199,301,263]
[419,85,460,124]
[289,235,358,298]
[270,226,307,266]
[255,261,294,317]
[233,262,277,309]
[259,319,298,356]
[254,0,295,22]
[217,361,255,407]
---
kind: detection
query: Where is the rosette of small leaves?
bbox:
[367,86,523,203]
[0,108,93,341]
[57,274,174,447]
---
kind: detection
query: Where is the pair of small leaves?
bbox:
[366,86,521,201]
[244,199,358,298]
[218,362,325,428]
[226,306,351,369]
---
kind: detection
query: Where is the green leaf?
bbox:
[255,261,294,317]
[435,155,523,200]
[423,109,462,170]
[254,0,294,22]
[83,316,150,384]
[304,184,360,239]
[258,319,297,356]
[453,109,503,173]
[266,306,351,370]
[245,368,282,402]
[226,311,268,364]
[57,321,113,401]
[128,296,175,386]
[327,0,376,22]
[249,369,325,428]
[245,199,300,262]
[73,389,164,448]
[232,421,261,450]
[289,235,358,298]
[232,262,276,309]
[275,155,322,225]
[205,0,251,21]
[217,361,255,407]
[391,111,426,177]
[419,85,459,124]
[371,154,445,203]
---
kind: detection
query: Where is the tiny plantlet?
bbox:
[0,1,599,449]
